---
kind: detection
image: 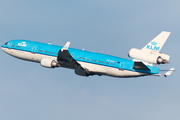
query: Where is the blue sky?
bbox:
[0,0,179,120]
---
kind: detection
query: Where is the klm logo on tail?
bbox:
[146,41,160,51]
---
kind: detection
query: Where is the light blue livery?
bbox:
[1,31,174,78]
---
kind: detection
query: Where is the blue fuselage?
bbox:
[1,40,159,77]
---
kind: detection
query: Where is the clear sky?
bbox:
[0,0,179,120]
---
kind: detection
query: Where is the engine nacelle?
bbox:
[40,58,59,68]
[128,48,169,64]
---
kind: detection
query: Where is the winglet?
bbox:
[61,42,70,52]
[164,68,175,77]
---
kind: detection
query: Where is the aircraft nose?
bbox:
[1,44,4,50]
[1,42,8,52]
[1,45,5,52]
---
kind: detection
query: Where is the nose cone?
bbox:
[1,42,8,52]
[1,45,6,52]
[1,44,4,50]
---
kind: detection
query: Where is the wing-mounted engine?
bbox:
[128,48,169,64]
[40,58,60,68]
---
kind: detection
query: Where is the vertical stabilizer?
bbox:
[141,31,171,53]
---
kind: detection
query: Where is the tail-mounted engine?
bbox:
[128,48,169,64]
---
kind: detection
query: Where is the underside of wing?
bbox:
[57,42,90,76]
[57,49,89,76]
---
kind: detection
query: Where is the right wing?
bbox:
[57,42,89,76]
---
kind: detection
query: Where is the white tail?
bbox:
[129,31,171,65]
[142,31,171,52]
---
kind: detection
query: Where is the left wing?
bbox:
[57,42,89,76]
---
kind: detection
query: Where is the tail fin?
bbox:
[141,31,171,53]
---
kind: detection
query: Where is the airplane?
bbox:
[1,31,174,78]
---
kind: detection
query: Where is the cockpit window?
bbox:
[5,42,8,45]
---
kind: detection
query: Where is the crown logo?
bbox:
[151,41,157,45]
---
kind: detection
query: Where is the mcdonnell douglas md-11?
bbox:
[1,31,174,78]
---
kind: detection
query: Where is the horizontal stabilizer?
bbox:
[150,68,175,77]
[133,62,150,70]
[164,68,175,77]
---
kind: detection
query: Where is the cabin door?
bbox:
[119,62,125,70]
[32,46,37,54]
